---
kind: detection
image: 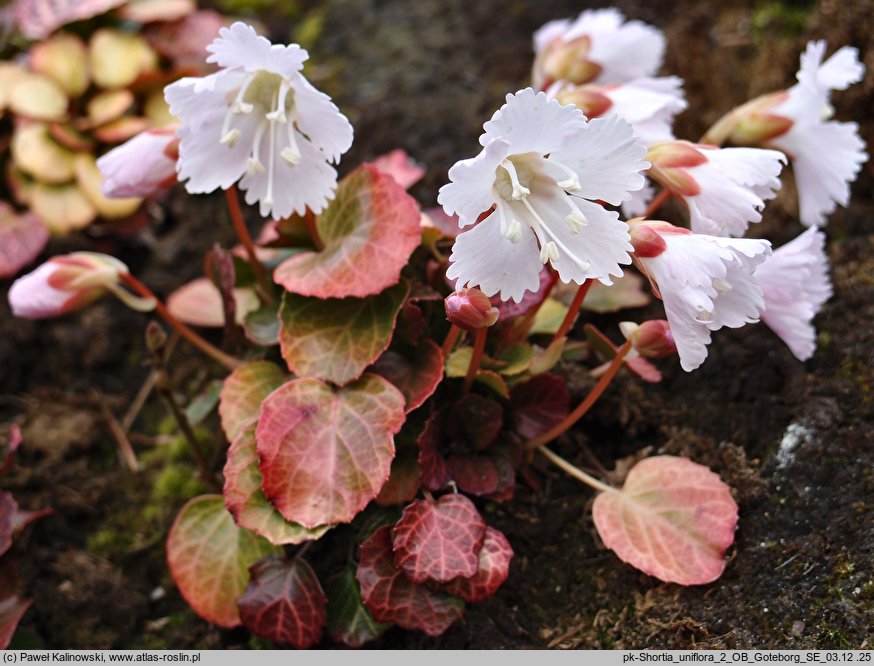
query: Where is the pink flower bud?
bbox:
[628,219,689,258]
[445,288,499,330]
[8,252,128,319]
[97,126,179,199]
[620,320,676,359]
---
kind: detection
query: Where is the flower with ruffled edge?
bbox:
[755,227,831,361]
[438,88,649,303]
[533,8,665,89]
[630,220,771,371]
[164,22,353,220]
[646,141,786,237]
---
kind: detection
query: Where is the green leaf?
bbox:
[278,282,409,386]
[166,495,281,628]
[184,380,222,427]
[496,344,534,376]
[529,298,568,336]
[583,272,650,313]
[219,360,286,442]
[326,567,391,648]
[224,425,332,545]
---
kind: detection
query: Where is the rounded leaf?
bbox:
[392,494,486,584]
[592,456,739,585]
[12,124,76,184]
[237,556,327,649]
[74,153,142,219]
[256,375,406,528]
[274,165,421,298]
[356,525,464,637]
[219,360,286,443]
[30,183,96,234]
[0,203,49,279]
[224,425,331,545]
[370,339,444,413]
[166,495,281,628]
[9,74,68,121]
[509,373,570,440]
[443,526,514,603]
[166,278,259,330]
[30,33,89,98]
[89,29,157,89]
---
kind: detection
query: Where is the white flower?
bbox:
[768,41,867,226]
[164,22,353,220]
[533,8,665,88]
[97,126,178,199]
[647,141,786,237]
[632,221,771,371]
[549,76,687,146]
[438,88,649,303]
[755,227,831,361]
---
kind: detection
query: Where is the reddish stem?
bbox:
[304,209,324,251]
[551,278,592,344]
[525,340,632,450]
[224,187,275,304]
[643,188,672,219]
[463,327,488,394]
[120,273,242,371]
[442,324,462,357]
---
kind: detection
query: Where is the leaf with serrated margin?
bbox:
[224,425,331,545]
[371,339,444,413]
[357,525,464,637]
[219,360,286,442]
[443,527,513,603]
[279,282,408,386]
[166,495,281,628]
[326,567,391,647]
[592,456,739,585]
[237,556,326,648]
[274,165,421,298]
[256,375,406,528]
[392,494,486,584]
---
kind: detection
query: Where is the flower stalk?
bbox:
[463,327,488,394]
[224,186,275,305]
[551,278,593,344]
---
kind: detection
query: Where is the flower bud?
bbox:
[445,288,499,331]
[628,219,691,258]
[8,252,129,319]
[535,36,602,86]
[97,126,179,199]
[549,82,613,118]
[620,320,676,359]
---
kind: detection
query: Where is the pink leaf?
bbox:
[592,456,739,585]
[0,204,48,279]
[166,495,281,628]
[584,323,662,384]
[218,360,286,443]
[166,278,259,328]
[237,556,327,649]
[370,339,444,413]
[14,0,126,39]
[443,527,513,603]
[509,373,570,440]
[356,525,464,637]
[392,494,486,584]
[369,149,425,190]
[274,165,421,299]
[256,375,406,528]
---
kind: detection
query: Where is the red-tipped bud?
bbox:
[535,35,602,87]
[628,218,689,258]
[550,82,613,118]
[445,288,499,331]
[8,252,128,319]
[620,320,676,359]
[646,141,708,197]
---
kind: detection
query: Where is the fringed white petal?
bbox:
[481,88,585,154]
[290,74,354,163]
[438,139,509,227]
[206,22,307,77]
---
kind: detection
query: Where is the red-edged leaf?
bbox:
[369,149,425,190]
[325,567,391,647]
[166,495,281,628]
[0,425,22,475]
[14,0,126,39]
[357,526,464,637]
[274,165,421,299]
[592,456,739,585]
[509,374,570,440]
[443,527,513,603]
[416,411,451,492]
[256,375,406,528]
[0,204,48,279]
[392,494,486,584]
[0,593,30,649]
[237,556,326,648]
[0,493,17,558]
[446,455,499,497]
[224,425,331,545]
[584,323,662,383]
[218,360,286,443]
[278,282,409,386]
[376,446,421,506]
[447,395,503,451]
[371,339,444,413]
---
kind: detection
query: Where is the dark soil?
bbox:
[1,0,872,650]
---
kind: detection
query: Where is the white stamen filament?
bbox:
[264,117,277,206]
[266,81,291,123]
[220,75,257,145]
[501,160,530,200]
[713,277,733,293]
[282,123,302,165]
[520,197,591,273]
[247,121,268,175]
[548,158,582,192]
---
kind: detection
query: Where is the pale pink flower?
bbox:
[631,221,771,371]
[8,252,129,319]
[647,141,786,237]
[549,76,687,145]
[164,22,353,220]
[755,227,831,360]
[533,8,665,89]
[97,126,179,199]
[439,88,649,303]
